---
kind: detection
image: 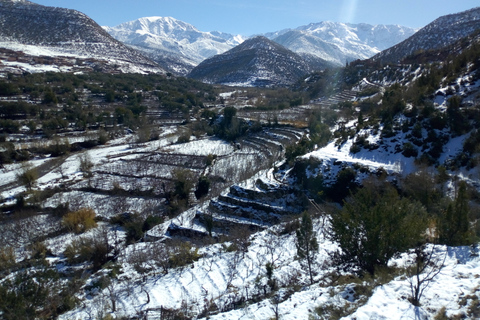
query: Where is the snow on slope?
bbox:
[104,16,414,74]
[57,207,480,320]
[0,0,164,74]
[372,7,480,64]
[104,17,245,75]
[269,22,416,66]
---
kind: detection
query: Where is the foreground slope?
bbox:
[0,0,164,74]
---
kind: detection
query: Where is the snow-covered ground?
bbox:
[57,210,480,320]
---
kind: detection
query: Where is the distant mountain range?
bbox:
[0,0,479,89]
[103,18,416,76]
[188,7,480,87]
[0,0,164,74]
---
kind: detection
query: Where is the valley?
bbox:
[1,1,480,319]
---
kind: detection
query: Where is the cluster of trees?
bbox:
[292,168,478,307]
[285,109,331,164]
[0,72,217,136]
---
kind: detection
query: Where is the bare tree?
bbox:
[229,225,252,258]
[407,244,446,306]
[151,242,170,275]
[54,157,68,179]
[270,294,281,320]
[16,162,38,192]
[79,152,94,178]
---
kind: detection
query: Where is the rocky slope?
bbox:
[0,0,163,74]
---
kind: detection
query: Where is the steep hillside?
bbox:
[372,6,480,64]
[0,0,163,74]
[104,17,245,75]
[188,36,323,87]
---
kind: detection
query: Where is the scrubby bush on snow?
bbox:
[62,207,97,234]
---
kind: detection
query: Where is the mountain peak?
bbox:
[188,36,316,87]
[104,16,245,75]
[118,16,201,34]
[268,21,416,65]
[233,36,280,51]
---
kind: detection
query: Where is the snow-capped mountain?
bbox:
[104,17,414,75]
[0,0,164,74]
[267,22,416,66]
[188,36,320,87]
[103,17,246,75]
[372,6,480,64]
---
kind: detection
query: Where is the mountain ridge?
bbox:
[0,0,164,74]
[104,17,415,75]
[371,6,480,64]
[266,21,416,65]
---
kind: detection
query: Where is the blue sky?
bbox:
[33,0,478,35]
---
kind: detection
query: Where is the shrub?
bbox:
[326,167,357,203]
[16,163,38,191]
[78,153,94,178]
[0,246,15,273]
[438,181,474,246]
[402,142,418,158]
[177,133,191,144]
[62,208,97,233]
[194,176,210,199]
[63,236,109,269]
[433,307,449,320]
[142,215,163,232]
[205,153,216,166]
[125,219,144,244]
[169,241,201,268]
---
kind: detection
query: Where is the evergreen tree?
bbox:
[439,181,472,245]
[330,183,427,275]
[296,211,319,284]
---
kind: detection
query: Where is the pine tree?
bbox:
[439,181,472,245]
[296,211,319,284]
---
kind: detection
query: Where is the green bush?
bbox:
[194,176,210,200]
[402,142,418,158]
